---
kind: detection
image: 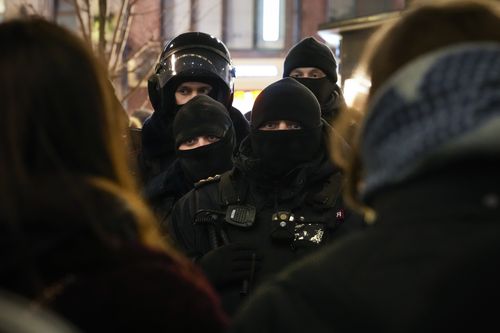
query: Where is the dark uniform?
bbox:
[140,32,249,183]
[229,42,500,333]
[144,95,236,227]
[169,78,364,315]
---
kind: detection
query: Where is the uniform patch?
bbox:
[194,174,222,189]
[336,208,345,222]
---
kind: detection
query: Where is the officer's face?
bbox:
[289,67,326,79]
[258,120,302,131]
[178,135,220,150]
[175,82,213,105]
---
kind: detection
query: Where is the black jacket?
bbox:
[229,164,500,333]
[140,106,249,183]
[143,159,193,230]
[169,133,364,315]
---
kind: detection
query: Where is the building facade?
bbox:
[1,0,408,113]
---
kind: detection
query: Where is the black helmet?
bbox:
[148,32,235,111]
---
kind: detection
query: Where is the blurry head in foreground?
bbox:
[0,17,169,290]
[331,0,500,214]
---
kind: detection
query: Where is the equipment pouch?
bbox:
[270,211,296,242]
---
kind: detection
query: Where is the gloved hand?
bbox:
[197,242,261,287]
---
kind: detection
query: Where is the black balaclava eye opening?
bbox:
[168,75,229,111]
[283,37,345,121]
[250,77,323,178]
[174,95,235,182]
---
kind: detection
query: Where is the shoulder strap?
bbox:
[194,174,222,189]
[219,171,240,205]
[310,172,344,208]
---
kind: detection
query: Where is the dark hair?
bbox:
[0,18,174,290]
[331,0,500,213]
[0,18,131,189]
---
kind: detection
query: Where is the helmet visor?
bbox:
[156,48,235,92]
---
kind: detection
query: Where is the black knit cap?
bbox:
[173,95,232,148]
[283,37,338,82]
[251,77,321,130]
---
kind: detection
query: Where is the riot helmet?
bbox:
[148,32,235,112]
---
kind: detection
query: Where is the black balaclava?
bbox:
[141,75,226,159]
[250,77,322,177]
[283,37,345,121]
[173,95,235,182]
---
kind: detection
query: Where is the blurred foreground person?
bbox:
[230,1,500,332]
[169,78,363,315]
[0,18,227,332]
[0,290,80,333]
[145,95,235,228]
[130,108,153,129]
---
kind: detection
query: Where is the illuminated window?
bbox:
[256,0,286,49]
[226,0,286,50]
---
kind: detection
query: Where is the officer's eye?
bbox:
[260,121,278,130]
[198,87,213,95]
[287,122,302,130]
[176,87,192,95]
[289,70,304,78]
[206,135,220,143]
[310,70,326,78]
[182,138,198,146]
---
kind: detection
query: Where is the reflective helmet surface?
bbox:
[155,32,235,95]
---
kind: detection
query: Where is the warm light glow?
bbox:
[233,90,262,113]
[0,0,5,13]
[262,0,280,42]
[235,65,278,77]
[343,75,371,109]
[318,31,342,49]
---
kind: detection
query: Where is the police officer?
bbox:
[140,32,249,182]
[169,78,364,315]
[145,95,235,227]
[283,36,347,125]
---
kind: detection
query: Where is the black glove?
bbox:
[197,242,261,287]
